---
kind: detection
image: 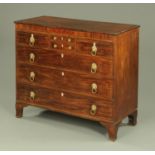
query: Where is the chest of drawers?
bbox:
[15,16,140,141]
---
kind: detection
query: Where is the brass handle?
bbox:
[53,36,57,40]
[68,46,72,50]
[90,104,97,115]
[91,83,97,94]
[53,44,58,48]
[91,42,97,56]
[68,38,71,42]
[29,34,35,47]
[91,63,97,73]
[29,72,35,82]
[29,53,35,63]
[30,91,35,100]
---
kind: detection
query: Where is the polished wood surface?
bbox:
[15,16,139,35]
[113,29,139,122]
[17,84,113,122]
[17,64,113,100]
[15,16,140,141]
[16,31,50,48]
[16,46,113,78]
[76,39,113,58]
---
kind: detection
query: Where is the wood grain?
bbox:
[16,46,113,78]
[16,31,50,48]
[17,64,114,100]
[17,84,113,122]
[113,28,139,123]
[76,39,113,59]
[15,16,140,141]
[15,16,139,35]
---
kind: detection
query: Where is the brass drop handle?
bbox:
[29,72,35,82]
[53,36,57,40]
[90,104,97,115]
[68,46,72,50]
[53,44,58,49]
[30,91,35,100]
[68,38,71,42]
[91,42,97,56]
[29,53,35,63]
[29,34,35,47]
[91,63,97,73]
[91,83,97,94]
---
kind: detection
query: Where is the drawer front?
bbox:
[76,40,113,59]
[50,35,75,51]
[17,84,113,121]
[16,31,50,48]
[16,47,113,78]
[17,64,113,100]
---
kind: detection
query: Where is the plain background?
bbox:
[0,3,155,150]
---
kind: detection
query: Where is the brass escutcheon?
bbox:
[61,53,64,58]
[29,34,35,47]
[91,42,97,56]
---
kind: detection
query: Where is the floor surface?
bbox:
[0,90,154,150]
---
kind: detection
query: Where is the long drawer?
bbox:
[16,46,113,78]
[17,64,113,100]
[16,84,113,121]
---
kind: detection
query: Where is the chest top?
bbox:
[14,16,139,35]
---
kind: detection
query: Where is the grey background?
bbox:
[0,3,154,150]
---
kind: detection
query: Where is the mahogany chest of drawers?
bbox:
[15,16,140,141]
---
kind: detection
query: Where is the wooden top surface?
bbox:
[15,16,139,35]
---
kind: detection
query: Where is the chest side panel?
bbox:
[114,28,139,122]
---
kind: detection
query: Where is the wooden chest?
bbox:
[15,16,140,141]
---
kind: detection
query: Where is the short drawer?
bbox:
[76,39,113,59]
[16,31,50,48]
[17,84,113,121]
[17,64,114,100]
[16,46,113,78]
[50,35,75,51]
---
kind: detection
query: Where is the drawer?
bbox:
[50,35,75,51]
[16,31,50,48]
[76,39,113,59]
[17,64,113,100]
[17,84,113,121]
[16,46,113,78]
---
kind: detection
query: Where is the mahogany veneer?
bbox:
[15,16,140,141]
